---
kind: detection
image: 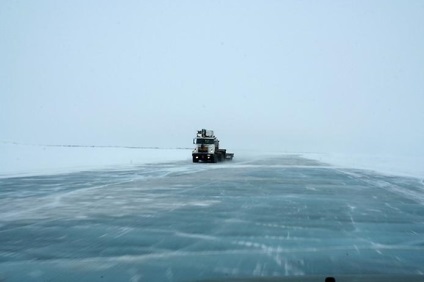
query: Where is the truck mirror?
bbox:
[193,138,196,144]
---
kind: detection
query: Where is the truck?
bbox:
[192,129,234,163]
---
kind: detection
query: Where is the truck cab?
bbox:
[192,129,233,163]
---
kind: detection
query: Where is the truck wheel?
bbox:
[211,155,216,163]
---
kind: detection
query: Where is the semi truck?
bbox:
[192,129,234,163]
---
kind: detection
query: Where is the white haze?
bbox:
[1,1,424,164]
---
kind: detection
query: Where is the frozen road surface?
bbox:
[1,155,424,282]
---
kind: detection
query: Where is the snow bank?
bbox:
[304,152,424,179]
[0,143,191,178]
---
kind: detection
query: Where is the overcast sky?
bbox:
[1,0,423,155]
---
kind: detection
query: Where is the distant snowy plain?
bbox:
[0,143,191,178]
[1,143,423,179]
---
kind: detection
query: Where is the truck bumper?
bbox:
[192,153,214,163]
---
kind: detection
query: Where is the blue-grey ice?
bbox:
[0,155,423,281]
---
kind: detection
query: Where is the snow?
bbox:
[303,152,424,179]
[0,143,191,178]
[1,143,424,179]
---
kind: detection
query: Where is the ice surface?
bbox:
[1,155,423,281]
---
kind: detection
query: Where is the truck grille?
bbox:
[198,146,208,152]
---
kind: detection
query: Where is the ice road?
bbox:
[0,155,424,282]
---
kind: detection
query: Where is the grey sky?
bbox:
[1,0,423,155]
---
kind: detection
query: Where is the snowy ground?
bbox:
[1,143,424,179]
[0,143,191,178]
[0,147,424,281]
[303,152,424,180]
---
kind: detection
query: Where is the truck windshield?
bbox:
[196,138,214,144]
